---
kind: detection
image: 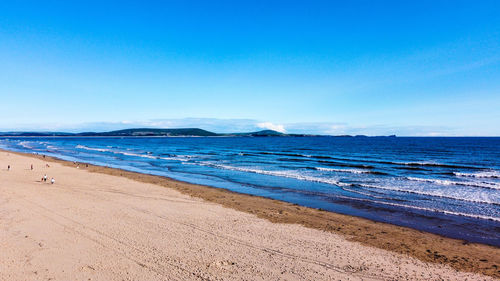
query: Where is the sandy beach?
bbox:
[0,150,498,280]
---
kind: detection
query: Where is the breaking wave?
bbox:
[454,171,500,179]
[200,163,351,187]
[76,145,190,162]
[406,176,500,190]
[357,183,500,206]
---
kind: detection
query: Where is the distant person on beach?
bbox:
[31,164,33,170]
[43,174,47,182]
[7,165,10,171]
[51,178,55,184]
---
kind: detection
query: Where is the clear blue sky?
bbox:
[0,1,499,135]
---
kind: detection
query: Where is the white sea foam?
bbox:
[358,183,500,205]
[76,145,111,153]
[76,145,188,161]
[18,141,34,149]
[202,163,350,187]
[454,171,500,179]
[118,151,157,159]
[406,176,500,190]
[399,161,438,165]
[394,161,480,169]
[315,167,368,174]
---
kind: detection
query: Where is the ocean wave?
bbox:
[316,167,368,174]
[255,151,392,164]
[18,141,34,149]
[393,166,430,171]
[278,157,310,163]
[314,167,388,175]
[256,151,311,158]
[76,145,111,153]
[201,163,351,187]
[317,160,374,169]
[76,145,189,162]
[406,176,500,190]
[336,195,500,222]
[250,151,489,173]
[357,183,500,206]
[255,151,486,169]
[397,161,483,170]
[454,171,500,179]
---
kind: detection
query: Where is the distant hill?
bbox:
[0,128,285,137]
[223,130,287,137]
[76,128,218,137]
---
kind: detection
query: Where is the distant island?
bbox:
[0,128,396,138]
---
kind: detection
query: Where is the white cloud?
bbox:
[423,131,447,137]
[256,122,286,133]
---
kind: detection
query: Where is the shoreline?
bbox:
[2,148,500,278]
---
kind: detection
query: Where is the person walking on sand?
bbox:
[31,164,33,170]
[43,174,47,182]
[51,178,55,184]
[7,165,10,171]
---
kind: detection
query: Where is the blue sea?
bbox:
[1,136,499,246]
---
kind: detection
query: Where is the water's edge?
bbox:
[1,137,499,247]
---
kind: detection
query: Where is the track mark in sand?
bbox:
[54,184,388,280]
[127,205,390,281]
[15,197,211,281]
[95,188,202,204]
[47,184,204,206]
[19,184,387,280]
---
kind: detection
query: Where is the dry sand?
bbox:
[0,150,497,280]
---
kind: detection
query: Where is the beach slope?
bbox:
[0,151,495,280]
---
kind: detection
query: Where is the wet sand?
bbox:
[0,149,498,280]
